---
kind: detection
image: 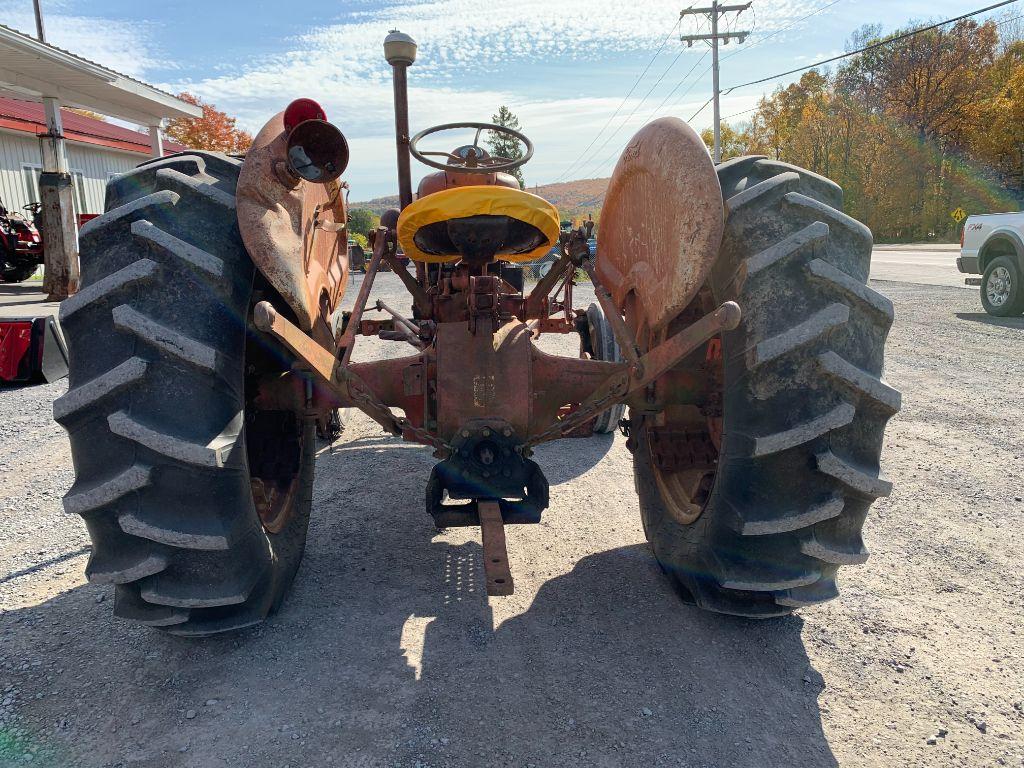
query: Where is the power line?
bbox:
[688,97,714,121]
[574,51,712,180]
[718,8,1024,123]
[646,50,711,120]
[722,105,758,119]
[720,0,843,63]
[723,0,1019,93]
[551,17,682,183]
[565,45,688,179]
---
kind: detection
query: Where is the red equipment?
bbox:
[0,199,43,283]
[0,316,68,383]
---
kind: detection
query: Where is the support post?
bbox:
[39,96,78,301]
[148,122,164,158]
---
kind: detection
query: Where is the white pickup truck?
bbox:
[959,212,1024,316]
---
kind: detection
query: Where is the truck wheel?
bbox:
[980,255,1024,316]
[582,303,626,434]
[55,152,314,635]
[634,156,900,616]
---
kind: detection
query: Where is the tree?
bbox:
[699,121,749,160]
[164,92,253,153]
[67,108,105,121]
[740,22,1020,243]
[837,20,999,145]
[346,208,380,237]
[486,106,526,188]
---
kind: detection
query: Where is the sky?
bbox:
[0,0,1016,198]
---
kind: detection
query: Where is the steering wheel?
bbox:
[409,122,534,174]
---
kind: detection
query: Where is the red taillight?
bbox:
[284,98,327,133]
[960,227,965,248]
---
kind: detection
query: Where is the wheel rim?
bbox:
[248,411,305,534]
[639,293,724,527]
[986,266,1012,307]
[244,310,308,536]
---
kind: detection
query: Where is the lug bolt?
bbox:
[482,428,491,437]
[482,470,490,478]
[461,429,470,438]
[502,426,512,437]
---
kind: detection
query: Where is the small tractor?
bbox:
[56,32,899,635]
[0,198,43,283]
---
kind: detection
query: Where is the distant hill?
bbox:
[350,177,610,218]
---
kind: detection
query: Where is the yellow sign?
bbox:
[951,207,967,223]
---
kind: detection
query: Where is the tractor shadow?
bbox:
[954,311,1024,329]
[0,433,834,767]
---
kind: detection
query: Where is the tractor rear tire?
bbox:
[635,156,900,616]
[56,152,314,635]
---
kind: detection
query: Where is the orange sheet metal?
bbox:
[595,117,724,334]
[236,111,348,330]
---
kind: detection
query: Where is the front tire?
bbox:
[980,255,1024,316]
[635,157,900,616]
[582,303,626,434]
[56,152,314,635]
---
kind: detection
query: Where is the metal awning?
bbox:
[0,24,201,124]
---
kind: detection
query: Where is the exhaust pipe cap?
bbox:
[384,30,417,66]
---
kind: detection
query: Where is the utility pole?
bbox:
[680,1,750,163]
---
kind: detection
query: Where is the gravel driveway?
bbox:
[1,276,1021,767]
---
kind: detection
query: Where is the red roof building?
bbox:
[0,96,188,215]
[0,95,187,155]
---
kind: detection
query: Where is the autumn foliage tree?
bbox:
[164,92,253,153]
[705,16,1022,242]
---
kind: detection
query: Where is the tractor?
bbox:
[0,198,43,283]
[55,31,899,635]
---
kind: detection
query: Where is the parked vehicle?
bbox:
[56,32,898,636]
[958,212,1024,316]
[348,240,366,273]
[0,199,43,283]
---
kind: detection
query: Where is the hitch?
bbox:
[478,501,514,596]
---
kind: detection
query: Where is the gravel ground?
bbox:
[1,276,1022,768]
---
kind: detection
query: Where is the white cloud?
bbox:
[0,0,849,195]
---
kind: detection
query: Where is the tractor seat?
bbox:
[397,185,560,265]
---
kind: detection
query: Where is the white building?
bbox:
[0,23,200,296]
[0,95,187,218]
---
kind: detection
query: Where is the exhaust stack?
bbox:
[384,30,417,211]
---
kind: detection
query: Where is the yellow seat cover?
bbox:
[397,185,560,264]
